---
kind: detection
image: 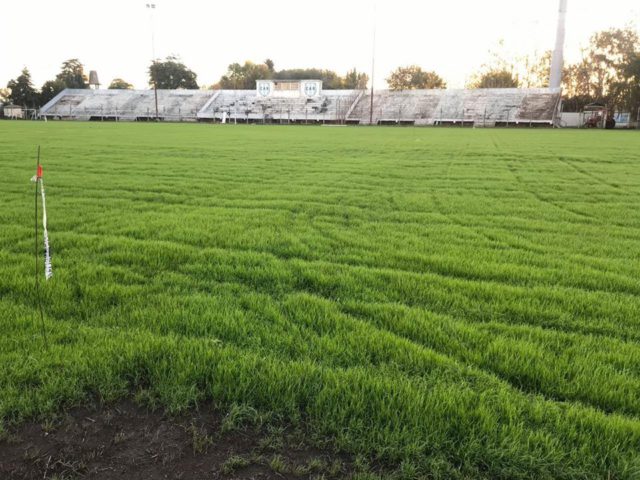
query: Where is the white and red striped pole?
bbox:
[32,147,50,347]
[32,151,52,281]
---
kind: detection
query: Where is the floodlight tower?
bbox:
[146,3,159,121]
[549,0,568,89]
[369,2,377,125]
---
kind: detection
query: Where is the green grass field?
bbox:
[1,122,640,479]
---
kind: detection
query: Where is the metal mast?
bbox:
[147,3,159,121]
[369,2,377,125]
[549,0,568,89]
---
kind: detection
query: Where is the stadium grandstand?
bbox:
[39,79,562,127]
[39,89,213,122]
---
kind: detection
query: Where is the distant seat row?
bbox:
[39,88,561,126]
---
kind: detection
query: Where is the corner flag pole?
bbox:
[34,146,49,347]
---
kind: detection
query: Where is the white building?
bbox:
[3,105,24,119]
[256,79,323,99]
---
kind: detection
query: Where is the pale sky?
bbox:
[2,0,639,90]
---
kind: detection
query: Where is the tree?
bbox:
[149,56,198,89]
[466,39,522,89]
[109,78,134,89]
[520,50,552,88]
[35,58,88,107]
[213,62,364,91]
[562,28,640,111]
[594,28,640,110]
[387,65,446,90]
[6,68,39,107]
[265,59,275,73]
[56,59,88,89]
[0,88,9,103]
[39,79,66,106]
[470,69,519,88]
[218,61,273,89]
[342,68,369,89]
[273,68,343,89]
[616,53,640,114]
[623,54,640,85]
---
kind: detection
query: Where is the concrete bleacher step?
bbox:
[41,88,561,125]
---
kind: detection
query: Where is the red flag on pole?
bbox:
[31,160,52,280]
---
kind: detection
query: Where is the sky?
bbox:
[2,0,639,91]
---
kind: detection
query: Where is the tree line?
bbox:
[460,28,640,112]
[2,59,90,109]
[3,27,639,113]
[387,27,640,112]
[0,57,368,108]
[211,59,369,90]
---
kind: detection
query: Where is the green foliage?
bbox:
[108,78,134,90]
[624,53,640,80]
[149,56,198,89]
[470,69,519,88]
[39,80,66,106]
[469,40,552,90]
[264,58,275,73]
[220,403,260,433]
[387,66,446,90]
[306,457,327,472]
[1,123,640,479]
[620,53,640,112]
[222,455,249,474]
[269,454,289,474]
[274,68,368,90]
[215,60,368,90]
[468,39,520,89]
[563,27,640,111]
[274,68,341,89]
[35,59,88,107]
[327,458,345,476]
[342,68,369,90]
[6,68,39,107]
[217,61,274,89]
[55,59,88,89]
[520,50,552,88]
[187,423,213,454]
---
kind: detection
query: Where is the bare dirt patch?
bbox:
[0,401,355,479]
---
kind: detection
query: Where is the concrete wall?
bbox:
[560,112,582,128]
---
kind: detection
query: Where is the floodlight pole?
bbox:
[549,0,568,89]
[147,3,159,121]
[234,77,238,125]
[369,2,377,125]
